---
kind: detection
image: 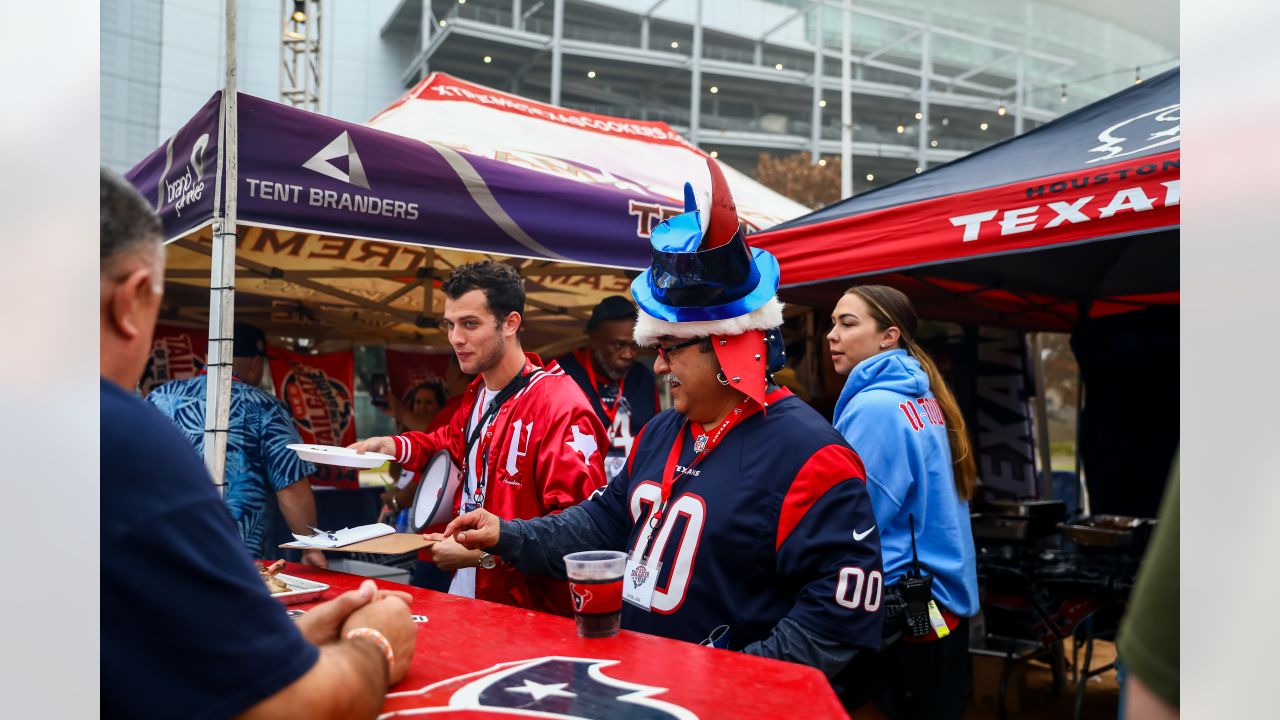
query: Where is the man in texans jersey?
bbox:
[443,158,884,682]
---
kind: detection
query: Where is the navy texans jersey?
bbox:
[579,389,885,651]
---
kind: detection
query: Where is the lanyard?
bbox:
[460,363,537,507]
[641,396,761,553]
[575,348,626,434]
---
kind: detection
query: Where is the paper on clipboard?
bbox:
[288,523,395,549]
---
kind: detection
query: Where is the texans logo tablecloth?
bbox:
[285,565,849,719]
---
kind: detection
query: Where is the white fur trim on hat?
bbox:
[634,296,785,347]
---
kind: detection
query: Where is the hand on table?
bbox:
[342,594,417,686]
[442,508,501,550]
[349,436,396,457]
[294,579,414,647]
[300,549,328,570]
[422,535,481,571]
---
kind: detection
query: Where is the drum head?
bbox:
[411,450,462,532]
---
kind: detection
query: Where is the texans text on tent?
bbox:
[948,179,1179,243]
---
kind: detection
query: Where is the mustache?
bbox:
[660,372,682,386]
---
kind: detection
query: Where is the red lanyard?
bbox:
[648,396,761,535]
[575,348,626,433]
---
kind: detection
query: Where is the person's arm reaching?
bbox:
[441,439,637,578]
[276,479,326,568]
[440,504,614,580]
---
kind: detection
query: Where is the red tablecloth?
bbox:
[285,564,850,719]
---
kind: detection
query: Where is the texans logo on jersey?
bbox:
[381,656,698,719]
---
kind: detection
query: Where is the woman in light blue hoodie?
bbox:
[827,285,978,720]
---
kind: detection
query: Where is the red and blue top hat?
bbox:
[632,157,786,407]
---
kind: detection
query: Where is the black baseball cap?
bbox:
[587,295,637,332]
[233,321,270,358]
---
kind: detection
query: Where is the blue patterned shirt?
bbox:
[147,375,316,558]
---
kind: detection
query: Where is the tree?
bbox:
[753,152,842,210]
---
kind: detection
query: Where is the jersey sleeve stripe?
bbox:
[775,444,867,551]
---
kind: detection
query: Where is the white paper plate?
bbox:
[287,443,394,469]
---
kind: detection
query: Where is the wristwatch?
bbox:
[478,552,497,570]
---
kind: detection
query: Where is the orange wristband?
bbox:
[346,626,395,674]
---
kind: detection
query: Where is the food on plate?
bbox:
[257,559,291,594]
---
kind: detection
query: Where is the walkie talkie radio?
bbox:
[900,513,935,638]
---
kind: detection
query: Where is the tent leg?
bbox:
[1030,332,1054,500]
[203,0,240,495]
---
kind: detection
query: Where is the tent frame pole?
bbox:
[204,0,239,493]
[839,0,851,197]
[550,0,564,105]
[1031,331,1054,500]
[690,0,703,146]
[810,2,822,163]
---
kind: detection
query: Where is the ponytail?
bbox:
[845,286,977,500]
[902,337,976,500]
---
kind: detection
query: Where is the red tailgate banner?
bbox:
[269,348,360,489]
[384,349,452,403]
[761,151,1180,287]
[140,323,208,396]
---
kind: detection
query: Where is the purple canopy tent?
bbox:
[125,79,807,485]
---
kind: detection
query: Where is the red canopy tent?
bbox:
[753,68,1179,332]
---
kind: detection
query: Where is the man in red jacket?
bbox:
[352,260,609,617]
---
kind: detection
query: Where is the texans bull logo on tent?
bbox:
[381,656,698,719]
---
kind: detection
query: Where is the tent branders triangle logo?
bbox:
[303,130,371,189]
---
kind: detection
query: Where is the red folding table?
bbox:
[285,564,850,719]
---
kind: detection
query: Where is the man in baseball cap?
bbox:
[148,321,326,569]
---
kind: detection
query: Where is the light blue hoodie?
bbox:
[833,349,979,616]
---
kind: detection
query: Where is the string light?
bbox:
[439,19,447,27]
[818,158,827,167]
[980,122,989,131]
[291,0,306,23]
[670,41,679,49]
[483,55,492,63]
[930,139,938,147]
[587,70,596,78]
[940,117,950,127]
[865,173,875,182]
[896,124,905,134]
[709,150,719,158]
[915,167,923,173]
[997,104,1007,116]
[709,86,718,94]
[775,63,784,70]
[819,99,827,108]
[914,111,923,120]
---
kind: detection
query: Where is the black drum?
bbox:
[410,450,462,532]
